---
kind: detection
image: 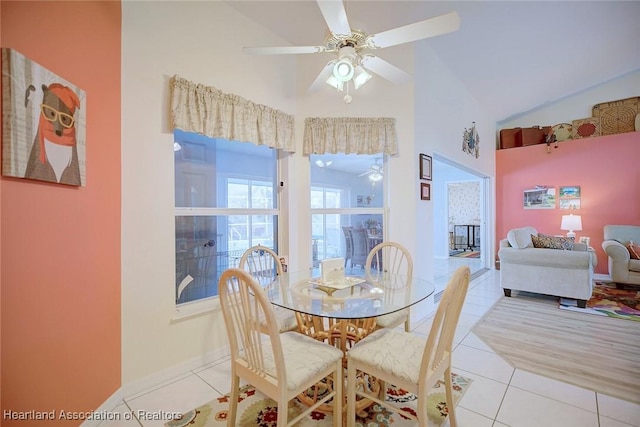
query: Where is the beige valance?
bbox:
[169,75,296,152]
[303,117,398,156]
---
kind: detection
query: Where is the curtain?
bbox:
[169,75,296,152]
[303,117,398,155]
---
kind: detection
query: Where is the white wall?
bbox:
[500,70,640,128]
[414,42,497,279]
[121,1,297,386]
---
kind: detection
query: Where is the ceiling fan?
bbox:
[243,0,460,103]
[359,158,383,181]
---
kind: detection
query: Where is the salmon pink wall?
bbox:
[1,1,121,424]
[496,132,640,275]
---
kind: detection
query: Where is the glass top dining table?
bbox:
[264,270,435,319]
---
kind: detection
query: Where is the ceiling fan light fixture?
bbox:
[369,171,383,182]
[325,74,345,91]
[353,65,372,89]
[332,58,354,82]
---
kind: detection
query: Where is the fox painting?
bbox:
[25,83,82,186]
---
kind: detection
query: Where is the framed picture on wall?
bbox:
[523,185,555,209]
[1,48,86,186]
[419,153,432,180]
[420,182,431,200]
[559,186,581,209]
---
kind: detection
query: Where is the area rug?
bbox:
[473,296,640,404]
[559,282,640,321]
[450,250,480,258]
[165,373,471,427]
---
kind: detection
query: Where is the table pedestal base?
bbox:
[295,314,380,415]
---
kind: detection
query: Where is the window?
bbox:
[310,154,384,271]
[174,130,278,305]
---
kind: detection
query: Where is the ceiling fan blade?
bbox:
[361,55,411,84]
[317,0,351,36]
[243,45,326,55]
[308,61,336,92]
[367,11,460,49]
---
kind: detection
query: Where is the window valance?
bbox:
[303,117,398,156]
[169,75,296,152]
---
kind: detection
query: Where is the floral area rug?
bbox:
[559,282,640,321]
[165,373,471,427]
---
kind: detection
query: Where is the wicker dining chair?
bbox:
[346,266,471,427]
[365,241,414,332]
[239,245,298,333]
[219,268,343,427]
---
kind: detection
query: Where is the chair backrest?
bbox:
[239,245,283,286]
[219,268,286,388]
[419,266,470,387]
[365,241,413,277]
[176,240,216,303]
[342,226,354,258]
[351,228,369,267]
[604,225,640,244]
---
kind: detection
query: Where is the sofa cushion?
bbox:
[627,242,640,260]
[531,233,575,250]
[507,226,537,248]
[630,259,640,273]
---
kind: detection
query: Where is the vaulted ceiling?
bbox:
[226,0,640,123]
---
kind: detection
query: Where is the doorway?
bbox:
[432,154,491,293]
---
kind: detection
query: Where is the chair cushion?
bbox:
[507,227,537,249]
[348,328,426,385]
[375,308,408,329]
[258,332,343,392]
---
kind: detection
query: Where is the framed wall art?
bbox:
[420,182,431,201]
[2,48,86,186]
[559,186,581,209]
[523,185,555,209]
[419,153,432,180]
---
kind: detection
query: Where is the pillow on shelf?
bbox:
[627,241,640,260]
[531,233,575,250]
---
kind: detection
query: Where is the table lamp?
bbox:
[560,214,582,239]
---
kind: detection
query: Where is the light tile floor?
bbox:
[101,265,640,427]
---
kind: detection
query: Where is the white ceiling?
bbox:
[226,0,640,123]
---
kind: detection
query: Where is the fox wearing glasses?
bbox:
[25,83,81,186]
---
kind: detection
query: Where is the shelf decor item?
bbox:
[419,153,432,180]
[2,48,86,186]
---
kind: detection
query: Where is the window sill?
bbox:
[171,297,219,323]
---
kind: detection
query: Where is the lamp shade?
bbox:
[560,214,582,238]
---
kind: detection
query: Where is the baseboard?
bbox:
[80,345,230,427]
[594,273,611,282]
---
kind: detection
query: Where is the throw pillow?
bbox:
[531,233,575,250]
[507,226,537,248]
[627,241,640,260]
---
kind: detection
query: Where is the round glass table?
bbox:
[264,270,435,415]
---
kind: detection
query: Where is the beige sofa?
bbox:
[602,225,640,287]
[498,226,595,308]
